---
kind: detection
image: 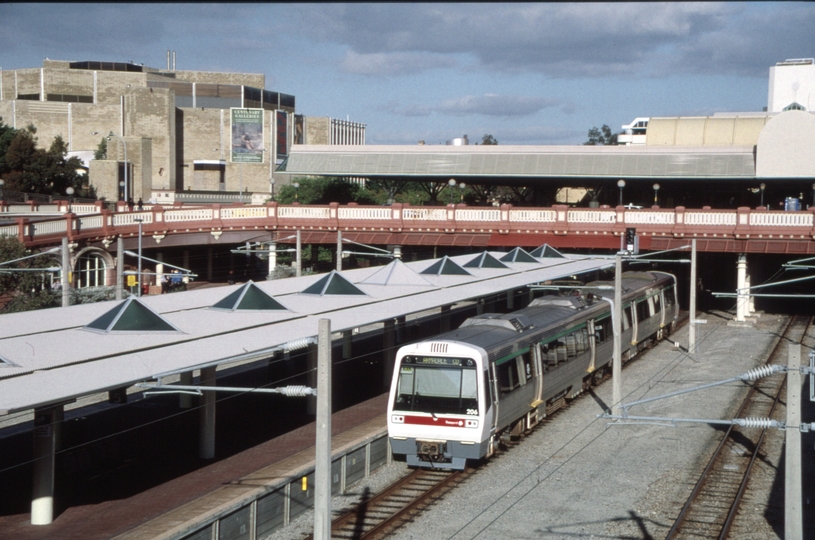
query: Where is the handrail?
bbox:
[2,204,813,247]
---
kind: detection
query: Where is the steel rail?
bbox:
[665,314,810,539]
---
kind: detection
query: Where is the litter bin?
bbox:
[784,197,801,211]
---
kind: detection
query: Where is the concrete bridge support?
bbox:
[736,254,749,322]
[342,330,352,360]
[31,405,63,525]
[198,366,217,459]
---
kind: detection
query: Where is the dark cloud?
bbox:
[292,3,805,79]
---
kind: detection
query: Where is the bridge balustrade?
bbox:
[2,203,814,249]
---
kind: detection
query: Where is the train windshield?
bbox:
[393,356,478,415]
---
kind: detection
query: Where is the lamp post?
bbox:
[652,183,660,205]
[134,218,143,297]
[293,181,300,201]
[459,182,466,203]
[760,183,766,208]
[617,179,626,206]
[0,179,4,201]
[119,181,125,202]
[65,187,74,213]
[448,178,456,205]
[270,178,276,202]
[106,133,128,203]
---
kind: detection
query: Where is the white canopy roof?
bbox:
[0,252,612,415]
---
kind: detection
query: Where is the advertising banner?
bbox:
[231,108,264,163]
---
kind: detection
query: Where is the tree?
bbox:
[584,125,618,146]
[0,236,60,313]
[479,134,498,145]
[94,137,108,160]
[0,123,90,198]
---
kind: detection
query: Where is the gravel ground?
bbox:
[266,311,804,540]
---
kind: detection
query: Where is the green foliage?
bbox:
[0,117,92,198]
[479,134,498,145]
[0,236,61,313]
[94,137,108,160]
[584,125,618,146]
[276,177,377,205]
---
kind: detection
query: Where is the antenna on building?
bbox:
[167,50,170,71]
[173,51,176,71]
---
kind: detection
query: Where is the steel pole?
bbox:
[689,238,697,357]
[314,319,332,540]
[116,237,124,300]
[612,253,622,416]
[295,229,302,277]
[785,344,803,539]
[137,219,143,296]
[336,230,343,272]
[61,237,70,307]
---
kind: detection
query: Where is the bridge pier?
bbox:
[735,254,753,323]
[199,366,217,459]
[31,405,63,525]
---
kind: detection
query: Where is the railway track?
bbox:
[666,314,812,539]
[303,467,472,540]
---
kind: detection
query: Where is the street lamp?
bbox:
[448,178,456,205]
[119,181,125,202]
[106,133,128,204]
[760,183,766,208]
[270,178,276,201]
[293,181,300,201]
[459,182,466,203]
[652,183,660,205]
[66,187,74,213]
[134,218,143,297]
[617,179,626,206]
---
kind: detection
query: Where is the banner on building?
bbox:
[231,108,264,163]
[276,110,288,163]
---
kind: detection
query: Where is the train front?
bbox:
[387,341,491,470]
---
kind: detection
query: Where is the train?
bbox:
[387,271,679,470]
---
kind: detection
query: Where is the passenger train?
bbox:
[387,271,679,469]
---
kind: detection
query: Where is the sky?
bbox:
[1,3,812,145]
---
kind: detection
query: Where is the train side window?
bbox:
[485,370,494,405]
[652,294,661,314]
[623,307,632,330]
[664,287,675,308]
[636,300,650,322]
[497,359,520,394]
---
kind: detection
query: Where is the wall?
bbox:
[768,61,815,112]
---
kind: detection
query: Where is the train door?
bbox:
[532,343,544,407]
[587,319,597,372]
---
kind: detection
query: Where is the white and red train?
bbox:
[387,271,679,469]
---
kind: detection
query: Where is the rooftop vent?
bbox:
[300,270,366,296]
[420,256,471,276]
[211,281,288,311]
[84,297,180,333]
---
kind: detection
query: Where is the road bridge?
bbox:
[3,201,814,254]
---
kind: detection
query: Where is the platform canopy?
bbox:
[0,251,614,415]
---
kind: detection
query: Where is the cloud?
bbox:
[435,95,560,117]
[292,3,805,79]
[341,51,457,76]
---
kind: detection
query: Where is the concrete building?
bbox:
[0,58,365,204]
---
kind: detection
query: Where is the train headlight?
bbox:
[391,415,404,424]
[466,419,479,428]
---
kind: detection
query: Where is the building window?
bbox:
[783,102,806,111]
[77,252,107,288]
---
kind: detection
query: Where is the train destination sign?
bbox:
[402,356,475,367]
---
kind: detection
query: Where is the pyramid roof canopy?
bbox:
[360,259,433,286]
[500,247,538,263]
[211,281,288,311]
[420,256,471,276]
[300,270,367,296]
[463,251,509,269]
[530,244,567,259]
[84,297,180,333]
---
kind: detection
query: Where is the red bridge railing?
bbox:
[2,202,814,249]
